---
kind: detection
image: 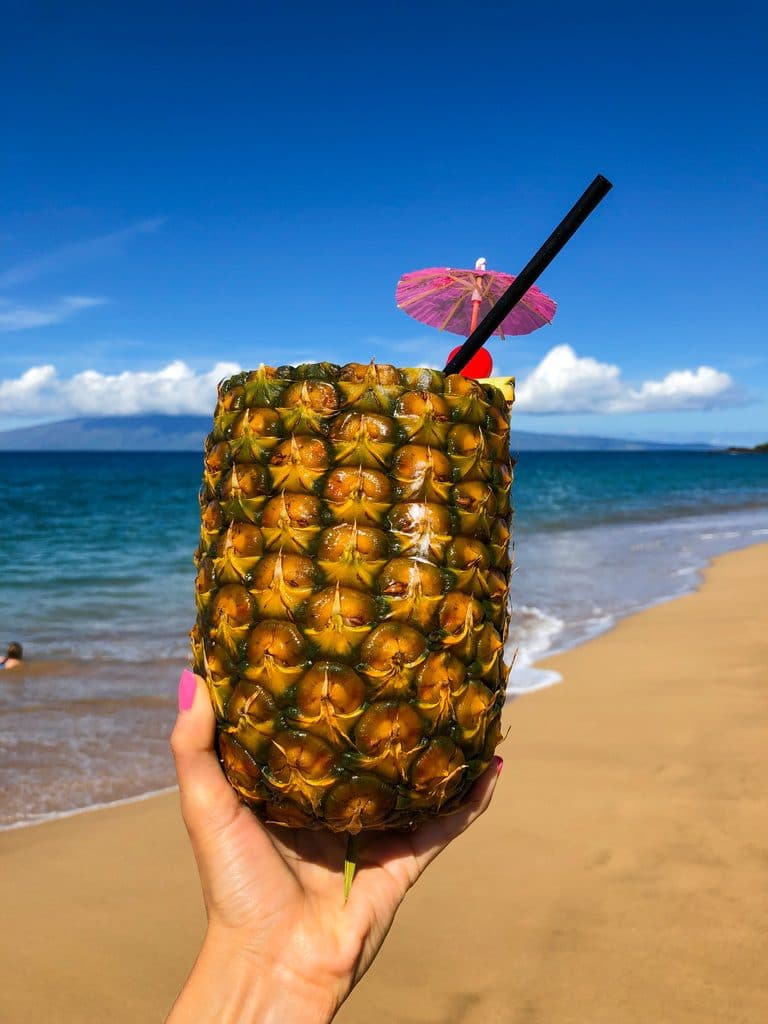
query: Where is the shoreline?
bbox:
[0,785,179,833]
[1,543,766,1022]
[3,531,766,830]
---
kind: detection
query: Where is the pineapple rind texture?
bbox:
[192,362,514,834]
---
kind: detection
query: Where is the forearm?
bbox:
[166,928,340,1024]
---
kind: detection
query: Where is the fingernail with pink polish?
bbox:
[494,756,504,776]
[178,669,197,711]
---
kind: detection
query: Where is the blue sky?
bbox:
[1,0,765,443]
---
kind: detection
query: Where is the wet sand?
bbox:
[1,544,766,1023]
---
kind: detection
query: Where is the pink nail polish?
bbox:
[494,756,504,775]
[178,669,197,711]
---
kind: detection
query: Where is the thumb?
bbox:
[170,670,240,840]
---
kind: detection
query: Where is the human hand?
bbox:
[167,670,502,1024]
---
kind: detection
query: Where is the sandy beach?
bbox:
[1,543,766,1023]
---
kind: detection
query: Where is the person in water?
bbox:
[0,641,23,670]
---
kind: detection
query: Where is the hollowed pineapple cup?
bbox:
[192,362,514,835]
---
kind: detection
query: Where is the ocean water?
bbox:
[1,449,767,827]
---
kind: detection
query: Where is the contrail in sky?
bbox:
[0,218,165,289]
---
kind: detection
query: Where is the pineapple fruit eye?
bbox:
[316,523,388,562]
[282,380,340,415]
[268,731,336,778]
[204,441,230,474]
[392,444,451,476]
[323,466,392,503]
[452,480,497,513]
[231,407,282,439]
[218,732,264,801]
[391,445,453,502]
[439,592,483,633]
[225,523,264,557]
[393,390,450,421]
[410,737,466,807]
[250,553,316,589]
[221,464,270,498]
[261,493,322,529]
[194,361,513,832]
[270,437,329,470]
[338,362,398,383]
[379,557,442,593]
[323,776,396,833]
[416,651,466,693]
[444,374,483,398]
[295,662,366,716]
[445,537,490,570]
[330,411,396,442]
[360,621,427,668]
[215,385,245,414]
[305,586,377,628]
[201,501,224,531]
[246,620,306,666]
[211,584,253,626]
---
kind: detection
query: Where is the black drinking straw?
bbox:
[443,174,613,375]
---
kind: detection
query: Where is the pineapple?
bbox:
[192,361,514,835]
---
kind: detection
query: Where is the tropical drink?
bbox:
[191,361,513,833]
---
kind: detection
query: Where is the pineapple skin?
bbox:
[192,362,514,834]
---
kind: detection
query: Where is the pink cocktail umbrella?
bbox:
[396,257,557,342]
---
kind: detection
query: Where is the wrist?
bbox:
[167,926,340,1024]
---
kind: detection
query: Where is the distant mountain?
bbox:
[0,415,210,451]
[0,414,715,452]
[512,430,711,452]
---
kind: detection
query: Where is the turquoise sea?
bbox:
[1,449,767,827]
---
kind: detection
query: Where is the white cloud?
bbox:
[0,296,106,331]
[627,367,738,412]
[0,348,746,420]
[515,345,623,412]
[515,345,743,414]
[0,360,242,418]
